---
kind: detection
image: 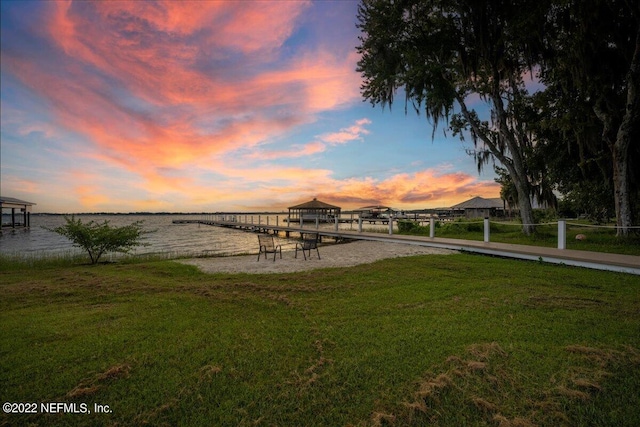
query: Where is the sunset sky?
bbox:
[1,0,500,213]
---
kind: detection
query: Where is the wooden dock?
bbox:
[173,218,343,240]
[172,218,640,275]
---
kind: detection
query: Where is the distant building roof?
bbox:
[451,196,503,209]
[288,198,340,210]
[0,196,36,207]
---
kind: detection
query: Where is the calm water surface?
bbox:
[0,214,278,258]
[0,213,375,259]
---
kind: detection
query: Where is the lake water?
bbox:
[0,213,378,259]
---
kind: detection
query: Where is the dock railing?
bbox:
[199,213,639,253]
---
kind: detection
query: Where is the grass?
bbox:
[396,218,640,255]
[1,253,639,426]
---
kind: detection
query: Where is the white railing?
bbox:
[201,213,638,251]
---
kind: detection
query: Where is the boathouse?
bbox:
[1,196,36,228]
[288,198,341,223]
[451,196,505,219]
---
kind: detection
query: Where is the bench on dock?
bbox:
[295,233,320,260]
[257,234,282,262]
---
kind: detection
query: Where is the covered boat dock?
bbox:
[1,196,36,229]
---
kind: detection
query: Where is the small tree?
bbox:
[47,216,149,264]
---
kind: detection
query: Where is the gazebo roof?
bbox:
[288,198,340,210]
[451,196,503,209]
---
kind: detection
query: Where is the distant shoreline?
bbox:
[19,209,449,216]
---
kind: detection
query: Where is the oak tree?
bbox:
[356,0,550,234]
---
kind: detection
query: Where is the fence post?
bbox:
[388,218,393,235]
[558,219,566,250]
[315,217,319,229]
[276,216,279,227]
[358,218,363,233]
[334,215,339,231]
[484,217,490,243]
[430,217,435,238]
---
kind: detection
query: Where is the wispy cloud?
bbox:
[319,118,371,145]
[2,1,361,196]
[245,118,371,160]
[1,1,499,212]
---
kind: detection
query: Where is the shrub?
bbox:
[46,216,150,264]
[533,209,558,224]
[397,220,420,233]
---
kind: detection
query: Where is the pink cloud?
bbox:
[0,176,40,196]
[211,2,311,54]
[0,0,359,200]
[3,1,499,213]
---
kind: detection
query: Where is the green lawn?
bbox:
[1,254,639,426]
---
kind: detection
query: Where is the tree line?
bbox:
[356,0,639,236]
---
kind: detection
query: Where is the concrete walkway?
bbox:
[318,230,640,275]
[195,220,640,275]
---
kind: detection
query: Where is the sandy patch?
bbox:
[178,240,455,274]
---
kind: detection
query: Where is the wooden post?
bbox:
[388,217,393,235]
[334,215,338,231]
[358,218,363,233]
[430,217,435,238]
[315,217,319,229]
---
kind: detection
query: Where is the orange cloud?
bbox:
[23,162,497,212]
[2,0,358,200]
[3,1,499,213]
[311,169,500,210]
[175,165,500,212]
[74,185,110,209]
